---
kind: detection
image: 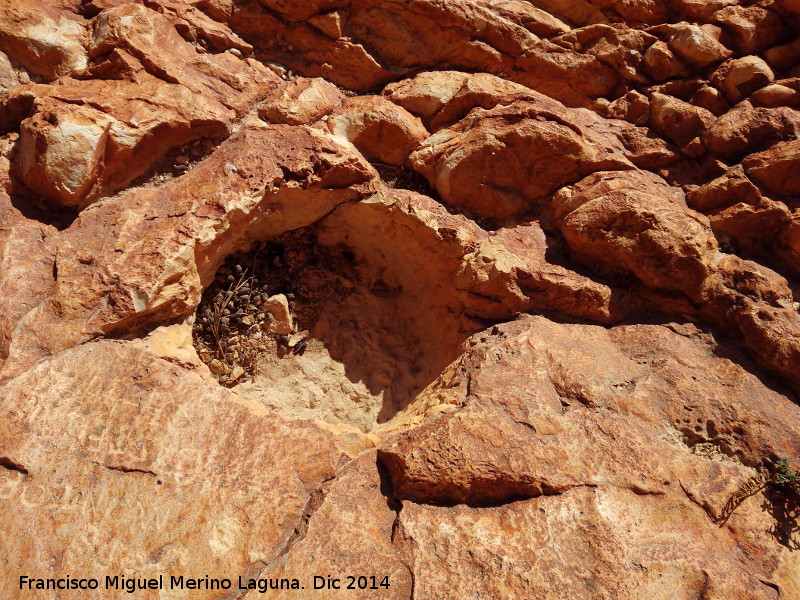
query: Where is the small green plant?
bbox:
[774,459,800,495]
[717,458,800,526]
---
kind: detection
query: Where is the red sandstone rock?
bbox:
[690,83,731,116]
[325,96,429,166]
[553,170,717,300]
[709,198,800,281]
[0,50,26,95]
[259,77,344,125]
[409,99,633,220]
[751,79,800,108]
[250,452,413,600]
[712,56,775,104]
[667,24,732,69]
[642,39,687,81]
[384,70,536,130]
[0,341,352,599]
[1,0,800,597]
[602,89,651,125]
[204,0,624,106]
[686,165,762,211]
[379,315,800,598]
[649,91,716,148]
[0,124,377,379]
[702,101,800,160]
[762,37,800,71]
[743,138,800,197]
[0,0,88,80]
[3,3,281,208]
[16,99,116,207]
[0,193,56,372]
[712,4,785,55]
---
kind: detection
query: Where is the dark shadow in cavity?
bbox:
[9,194,78,231]
[193,228,482,424]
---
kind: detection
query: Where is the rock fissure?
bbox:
[94,463,158,479]
[377,447,597,508]
[679,479,718,523]
[0,456,28,476]
[250,474,337,580]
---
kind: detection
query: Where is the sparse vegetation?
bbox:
[193,251,265,385]
[192,230,356,386]
[774,459,800,495]
[717,458,800,526]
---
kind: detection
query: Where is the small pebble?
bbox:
[209,359,227,375]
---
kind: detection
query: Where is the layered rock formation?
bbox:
[1,1,800,598]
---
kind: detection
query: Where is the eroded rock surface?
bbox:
[1,0,800,598]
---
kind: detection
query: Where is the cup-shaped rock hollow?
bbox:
[192,188,527,432]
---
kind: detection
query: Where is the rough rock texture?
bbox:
[326,96,429,166]
[1,1,800,599]
[4,3,282,208]
[259,77,345,126]
[409,97,634,221]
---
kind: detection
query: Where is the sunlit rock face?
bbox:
[1,1,800,598]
